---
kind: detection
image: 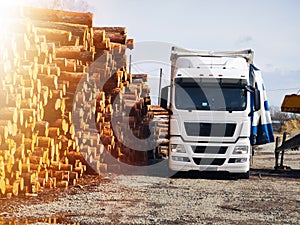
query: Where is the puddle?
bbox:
[0,217,82,225]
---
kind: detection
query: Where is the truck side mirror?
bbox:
[254,89,261,111]
[160,86,170,109]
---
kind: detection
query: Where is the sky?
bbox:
[91,0,300,106]
[2,0,299,106]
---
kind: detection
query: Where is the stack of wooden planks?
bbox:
[110,74,152,166]
[0,6,142,197]
[147,105,170,159]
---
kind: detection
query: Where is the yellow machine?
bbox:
[281,94,300,114]
[275,94,300,170]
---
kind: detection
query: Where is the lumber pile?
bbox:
[147,106,170,159]
[0,6,143,197]
[110,74,152,165]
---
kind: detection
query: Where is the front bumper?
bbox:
[169,137,250,173]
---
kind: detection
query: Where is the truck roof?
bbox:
[175,56,249,70]
[175,67,249,80]
[171,47,254,65]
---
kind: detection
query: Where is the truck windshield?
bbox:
[174,78,247,111]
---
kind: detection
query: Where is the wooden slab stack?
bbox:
[0,8,99,197]
[147,105,170,159]
[0,6,140,197]
[108,74,152,166]
[0,6,170,196]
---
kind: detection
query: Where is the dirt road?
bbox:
[0,142,299,225]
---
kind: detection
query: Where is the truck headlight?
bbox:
[233,146,248,154]
[170,144,186,153]
[172,156,190,162]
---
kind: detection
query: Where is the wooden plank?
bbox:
[22,7,94,27]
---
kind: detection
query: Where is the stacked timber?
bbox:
[0,6,167,196]
[0,8,96,197]
[0,6,141,197]
[147,105,170,159]
[108,74,151,166]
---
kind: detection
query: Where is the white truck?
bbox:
[160,47,274,178]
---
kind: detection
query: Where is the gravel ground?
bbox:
[0,142,299,225]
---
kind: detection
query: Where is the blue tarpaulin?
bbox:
[250,65,274,145]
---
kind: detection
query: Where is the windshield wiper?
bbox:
[213,107,227,111]
[212,107,240,112]
[180,106,204,111]
[181,107,197,111]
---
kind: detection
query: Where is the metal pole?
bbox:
[158,68,162,105]
[274,136,280,170]
[129,54,132,74]
[280,132,287,167]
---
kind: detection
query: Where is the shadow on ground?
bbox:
[170,169,300,180]
[251,168,300,179]
[170,171,243,180]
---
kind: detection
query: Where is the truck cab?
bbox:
[165,47,259,178]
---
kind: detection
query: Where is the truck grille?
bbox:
[193,158,226,166]
[184,122,236,137]
[192,146,227,154]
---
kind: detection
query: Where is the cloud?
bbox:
[261,63,275,72]
[260,64,299,74]
[235,35,254,47]
[263,70,300,106]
